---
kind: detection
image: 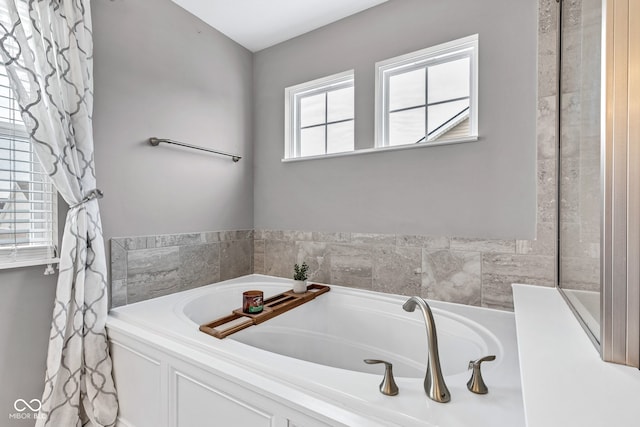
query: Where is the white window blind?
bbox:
[0,10,58,269]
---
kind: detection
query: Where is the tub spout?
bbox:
[402,296,451,403]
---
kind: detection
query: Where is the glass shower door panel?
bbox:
[558,0,602,343]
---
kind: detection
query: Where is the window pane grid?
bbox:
[292,74,354,158]
[385,54,472,146]
[378,36,477,148]
[387,95,471,114]
[299,117,354,130]
[299,91,355,155]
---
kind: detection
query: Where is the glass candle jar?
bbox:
[242,290,264,314]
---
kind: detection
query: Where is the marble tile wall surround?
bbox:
[110,230,253,307]
[254,230,555,311]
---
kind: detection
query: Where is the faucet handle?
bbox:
[467,355,496,394]
[364,359,399,396]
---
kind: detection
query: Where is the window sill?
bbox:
[282,135,479,163]
[0,257,59,270]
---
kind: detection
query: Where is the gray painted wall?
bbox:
[253,0,538,239]
[93,0,254,240]
[1,0,254,424]
[1,200,66,426]
[0,268,56,426]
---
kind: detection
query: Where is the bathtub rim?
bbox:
[107,274,524,427]
[111,274,506,379]
[177,277,504,378]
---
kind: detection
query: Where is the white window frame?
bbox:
[284,70,355,159]
[375,34,479,148]
[0,81,58,270]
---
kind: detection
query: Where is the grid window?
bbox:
[376,35,478,148]
[285,71,354,159]
[0,10,57,269]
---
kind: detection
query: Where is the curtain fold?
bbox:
[0,1,118,426]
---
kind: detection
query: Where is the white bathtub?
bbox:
[107,275,524,427]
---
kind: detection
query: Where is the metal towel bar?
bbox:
[149,137,241,162]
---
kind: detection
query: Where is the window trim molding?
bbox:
[282,134,478,163]
[374,34,479,148]
[0,250,59,270]
[0,184,58,270]
[284,69,355,159]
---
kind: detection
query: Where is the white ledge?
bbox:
[0,257,59,270]
[512,284,640,427]
[282,136,479,163]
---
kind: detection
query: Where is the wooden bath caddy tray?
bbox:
[199,284,330,339]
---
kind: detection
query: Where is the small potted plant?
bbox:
[293,262,309,293]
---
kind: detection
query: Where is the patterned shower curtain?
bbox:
[0,1,118,426]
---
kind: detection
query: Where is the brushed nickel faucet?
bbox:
[402,296,451,403]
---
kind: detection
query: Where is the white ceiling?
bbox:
[171,0,388,52]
